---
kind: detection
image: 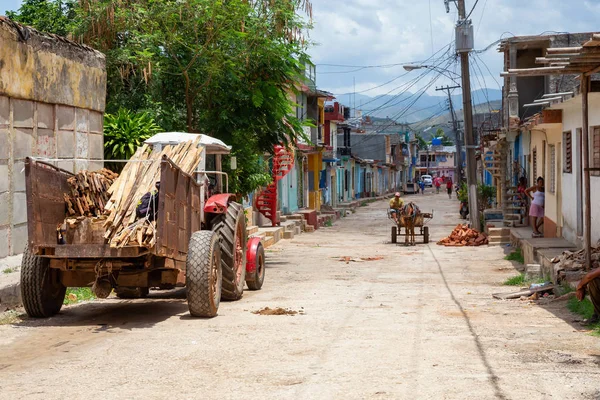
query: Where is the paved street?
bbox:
[1,192,599,399]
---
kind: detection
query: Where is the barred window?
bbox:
[593,127,600,177]
[549,145,556,193]
[563,131,572,173]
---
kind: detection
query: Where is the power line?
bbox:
[464,0,480,21]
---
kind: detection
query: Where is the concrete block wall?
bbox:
[0,96,104,256]
[0,18,106,258]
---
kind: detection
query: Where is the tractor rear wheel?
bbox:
[186,231,222,317]
[246,242,265,291]
[21,246,66,318]
[212,202,247,300]
[391,226,397,244]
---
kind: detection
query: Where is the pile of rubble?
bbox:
[551,244,600,283]
[437,224,488,247]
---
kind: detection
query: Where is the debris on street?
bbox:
[64,169,119,217]
[336,256,385,263]
[436,224,488,247]
[551,244,600,283]
[492,282,555,300]
[252,307,300,316]
[103,138,202,248]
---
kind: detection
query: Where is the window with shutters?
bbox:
[532,147,537,180]
[549,145,556,193]
[593,127,600,177]
[563,131,572,173]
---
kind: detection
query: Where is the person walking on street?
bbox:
[435,177,441,194]
[525,176,545,237]
[446,178,453,199]
[576,267,600,325]
[419,180,425,195]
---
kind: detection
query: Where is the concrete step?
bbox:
[304,225,315,233]
[263,236,275,248]
[287,214,305,221]
[283,230,295,239]
[488,227,511,236]
[246,225,259,236]
[504,214,521,220]
[250,231,267,240]
[259,226,284,242]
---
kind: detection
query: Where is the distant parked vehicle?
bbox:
[421,175,433,187]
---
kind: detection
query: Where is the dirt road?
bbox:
[1,192,599,399]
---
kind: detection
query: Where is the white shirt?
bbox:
[532,190,545,206]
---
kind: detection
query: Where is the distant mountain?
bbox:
[336,88,502,123]
[409,99,503,142]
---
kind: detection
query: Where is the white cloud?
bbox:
[309,0,600,101]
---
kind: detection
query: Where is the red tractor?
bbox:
[22,133,265,318]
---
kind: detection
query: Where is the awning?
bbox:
[145,132,231,154]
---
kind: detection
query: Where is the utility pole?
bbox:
[436,85,462,183]
[455,0,480,229]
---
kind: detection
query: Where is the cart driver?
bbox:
[389,192,404,223]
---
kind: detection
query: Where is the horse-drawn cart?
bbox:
[388,210,433,245]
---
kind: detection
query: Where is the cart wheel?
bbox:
[391,226,397,244]
[423,226,430,244]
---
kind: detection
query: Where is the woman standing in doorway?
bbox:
[526,177,545,237]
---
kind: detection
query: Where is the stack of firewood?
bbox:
[103,137,203,248]
[64,169,119,217]
[437,224,488,247]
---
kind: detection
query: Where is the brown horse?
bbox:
[400,202,419,246]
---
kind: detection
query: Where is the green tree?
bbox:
[103,108,161,171]
[8,0,315,196]
[430,128,454,146]
[415,133,428,150]
[6,0,77,37]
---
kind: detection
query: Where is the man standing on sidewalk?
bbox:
[576,267,600,325]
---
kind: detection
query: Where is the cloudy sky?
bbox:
[308,0,600,100]
[1,0,599,103]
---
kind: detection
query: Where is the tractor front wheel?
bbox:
[186,231,222,318]
[246,242,265,291]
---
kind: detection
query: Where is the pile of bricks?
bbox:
[437,224,488,247]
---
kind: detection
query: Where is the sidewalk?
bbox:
[0,254,23,311]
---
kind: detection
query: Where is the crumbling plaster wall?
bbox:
[0,19,106,257]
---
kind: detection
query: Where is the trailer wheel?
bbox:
[423,226,430,244]
[186,231,222,318]
[115,287,149,299]
[21,246,66,318]
[212,202,247,300]
[246,242,265,291]
[391,226,397,244]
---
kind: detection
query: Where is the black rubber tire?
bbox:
[391,226,397,244]
[246,243,265,291]
[20,246,66,318]
[423,226,430,244]
[212,202,247,300]
[115,287,149,299]
[186,231,222,318]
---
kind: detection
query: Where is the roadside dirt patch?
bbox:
[252,307,299,316]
